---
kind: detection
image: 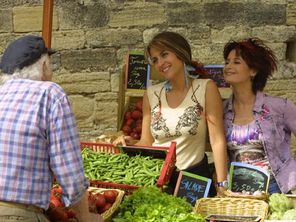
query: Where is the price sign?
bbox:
[204,64,229,88]
[174,171,212,206]
[229,162,270,193]
[125,51,150,92]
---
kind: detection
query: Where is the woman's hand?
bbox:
[216,187,228,197]
[112,135,133,146]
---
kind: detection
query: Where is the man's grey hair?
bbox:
[0,54,49,84]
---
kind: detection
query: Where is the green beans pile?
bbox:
[81,148,164,186]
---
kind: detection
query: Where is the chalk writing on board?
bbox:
[179,178,206,204]
[204,65,229,88]
[174,171,211,206]
[125,52,150,92]
[229,162,270,193]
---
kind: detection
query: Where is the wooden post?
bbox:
[42,0,54,48]
[117,65,126,131]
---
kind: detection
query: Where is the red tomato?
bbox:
[88,193,98,213]
[135,100,143,111]
[124,111,132,120]
[98,202,112,214]
[122,125,131,134]
[125,118,134,126]
[102,190,117,203]
[111,190,118,197]
[131,110,142,120]
[136,119,142,127]
[134,125,142,134]
[95,193,106,208]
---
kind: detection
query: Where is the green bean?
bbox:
[82,148,164,186]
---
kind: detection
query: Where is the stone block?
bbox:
[264,79,296,93]
[61,49,117,72]
[187,26,212,44]
[287,3,296,25]
[273,62,296,79]
[111,73,120,92]
[68,95,94,120]
[52,30,86,50]
[0,34,16,54]
[266,43,287,61]
[86,28,142,47]
[53,72,110,94]
[252,26,296,42]
[143,28,161,44]
[211,26,252,43]
[192,43,225,65]
[94,101,118,125]
[167,2,204,26]
[13,6,58,32]
[203,2,285,28]
[109,4,165,27]
[58,1,109,30]
[95,92,118,101]
[0,0,41,8]
[0,9,12,32]
[50,52,61,72]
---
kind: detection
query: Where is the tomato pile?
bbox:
[47,185,76,222]
[122,99,143,140]
[88,189,119,214]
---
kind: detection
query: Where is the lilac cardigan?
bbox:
[223,92,296,193]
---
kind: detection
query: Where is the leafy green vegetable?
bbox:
[282,209,296,220]
[269,193,293,213]
[112,186,205,222]
[268,211,284,220]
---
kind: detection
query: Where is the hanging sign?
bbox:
[125,51,150,92]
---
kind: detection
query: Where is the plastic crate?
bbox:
[80,141,176,194]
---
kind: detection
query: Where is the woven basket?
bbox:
[194,197,269,222]
[88,187,125,221]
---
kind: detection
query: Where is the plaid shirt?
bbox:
[0,79,89,209]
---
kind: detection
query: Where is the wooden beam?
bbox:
[42,0,54,48]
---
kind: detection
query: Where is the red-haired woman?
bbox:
[223,38,296,194]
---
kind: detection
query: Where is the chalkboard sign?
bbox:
[229,162,270,193]
[174,171,212,206]
[125,51,150,92]
[204,65,229,88]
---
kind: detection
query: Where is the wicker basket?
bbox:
[194,197,269,222]
[88,187,125,222]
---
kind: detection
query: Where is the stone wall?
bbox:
[0,0,296,149]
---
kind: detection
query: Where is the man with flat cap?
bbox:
[0,35,103,221]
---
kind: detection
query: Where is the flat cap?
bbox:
[0,35,54,74]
